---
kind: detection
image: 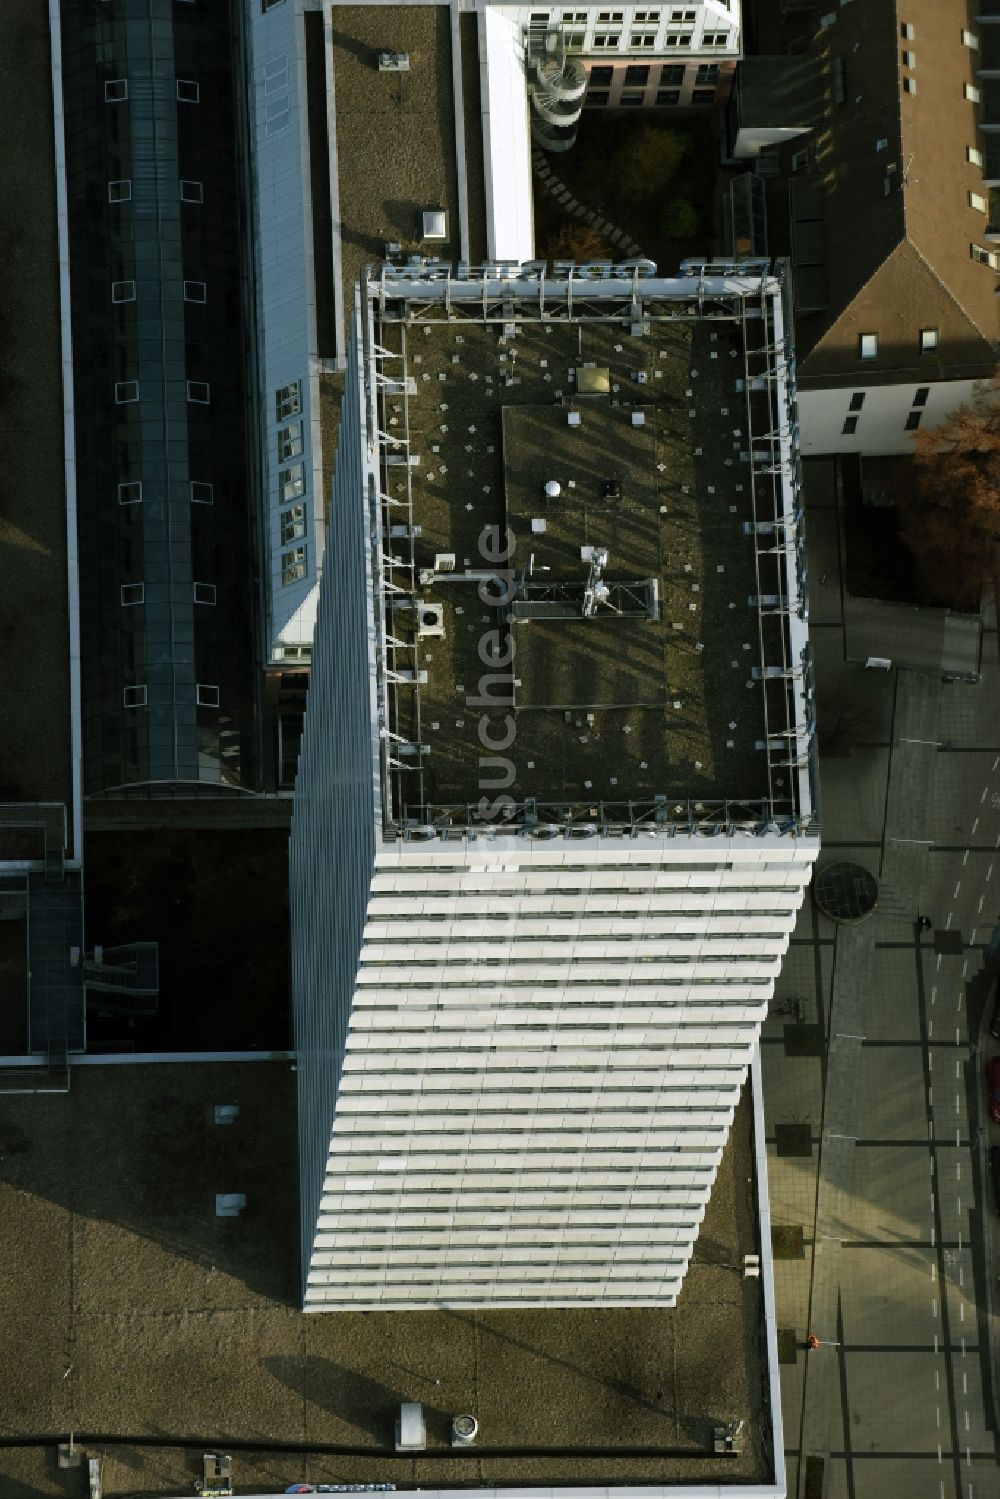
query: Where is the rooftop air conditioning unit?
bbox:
[379,52,410,72]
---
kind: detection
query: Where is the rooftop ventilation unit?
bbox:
[421,208,448,241]
[396,1403,426,1452]
[378,52,410,72]
[417,602,445,638]
[451,1414,478,1447]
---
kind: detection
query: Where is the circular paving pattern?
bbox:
[813,861,878,924]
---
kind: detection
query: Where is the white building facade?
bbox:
[290,263,819,1312]
[797,378,979,457]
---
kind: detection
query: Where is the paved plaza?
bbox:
[768,466,1000,1499]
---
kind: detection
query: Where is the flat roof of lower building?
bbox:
[0,1061,772,1494]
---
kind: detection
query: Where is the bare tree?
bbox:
[546,221,611,265]
[900,373,1000,606]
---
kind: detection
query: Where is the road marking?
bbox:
[932,1262,937,1283]
[956,1127,961,1147]
[978,893,985,913]
[971,817,980,835]
[964,1409,970,1432]
[932,984,938,1003]
[962,959,969,976]
[929,1019,934,1037]
[993,755,999,772]
[954,881,962,898]
[936,1405,941,1428]
[959,1262,964,1286]
[962,849,970,867]
[981,787,989,804]
[937,954,943,971]
[932,1297,938,1318]
[938,1443,943,1465]
[947,911,954,927]
[987,863,994,882]
[956,1159,962,1181]
[966,1447,972,1469]
[955,1059,961,1078]
[960,1300,965,1323]
[961,1335,966,1356]
[963,1371,968,1396]
[935,1368,940,1390]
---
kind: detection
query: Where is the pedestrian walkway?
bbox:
[797,922,873,1476]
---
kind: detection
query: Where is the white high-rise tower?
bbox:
[291,260,819,1311]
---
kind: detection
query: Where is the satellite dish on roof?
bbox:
[544,479,561,498]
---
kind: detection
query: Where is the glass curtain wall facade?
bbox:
[60,0,259,794]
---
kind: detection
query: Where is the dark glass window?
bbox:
[660,64,685,84]
[842,416,858,436]
[913,387,930,407]
[586,91,610,107]
[656,89,681,105]
[692,88,716,104]
[624,65,650,85]
[620,92,645,106]
[848,392,865,412]
[905,410,922,430]
[589,66,614,86]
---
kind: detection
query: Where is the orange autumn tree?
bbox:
[900,373,1000,607]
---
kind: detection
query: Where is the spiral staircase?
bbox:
[527,26,586,154]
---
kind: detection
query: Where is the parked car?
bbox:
[987,1055,1000,1124]
[991,1147,1000,1214]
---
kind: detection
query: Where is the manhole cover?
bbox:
[775,1122,813,1157]
[784,1023,823,1058]
[814,861,878,923]
[771,1224,805,1260]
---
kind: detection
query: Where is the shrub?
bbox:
[658,197,700,238]
[608,125,690,209]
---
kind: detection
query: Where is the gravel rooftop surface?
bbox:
[0,1065,770,1495]
[331,7,462,354]
[380,312,771,821]
[0,0,72,821]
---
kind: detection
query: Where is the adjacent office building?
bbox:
[290,258,819,1310]
[723,0,1000,455]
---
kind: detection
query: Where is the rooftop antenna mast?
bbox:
[582,547,609,617]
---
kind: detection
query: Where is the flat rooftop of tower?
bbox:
[0,1062,773,1496]
[368,266,813,836]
